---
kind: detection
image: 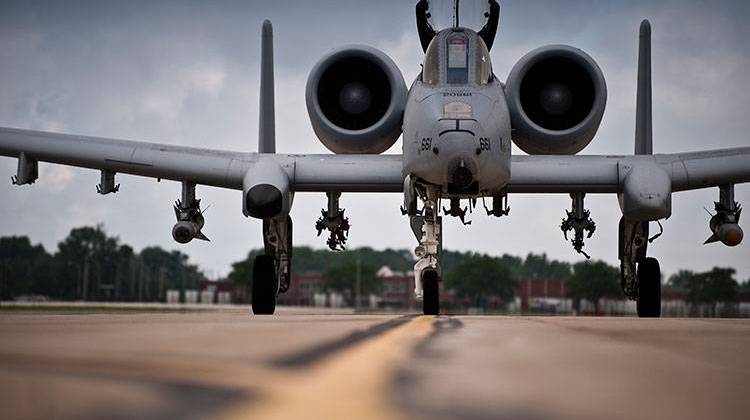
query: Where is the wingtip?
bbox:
[262,19,273,36]
[640,19,651,37]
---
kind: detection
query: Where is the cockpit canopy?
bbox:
[422,28,492,86]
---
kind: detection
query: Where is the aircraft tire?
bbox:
[423,269,440,315]
[252,254,277,315]
[636,257,661,318]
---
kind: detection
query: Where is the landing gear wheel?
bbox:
[251,255,277,315]
[422,269,440,315]
[636,257,661,318]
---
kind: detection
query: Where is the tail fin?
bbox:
[259,20,275,153]
[635,20,652,155]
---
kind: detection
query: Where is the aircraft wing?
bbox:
[508,148,750,194]
[1,126,748,194]
[0,126,403,192]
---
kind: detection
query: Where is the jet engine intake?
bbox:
[505,45,607,155]
[306,46,407,154]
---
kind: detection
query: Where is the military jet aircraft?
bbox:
[1,0,748,316]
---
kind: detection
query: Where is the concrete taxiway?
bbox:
[0,307,748,420]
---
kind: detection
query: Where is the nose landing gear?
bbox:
[410,184,442,315]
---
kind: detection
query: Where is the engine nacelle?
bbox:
[306,45,407,154]
[243,158,292,220]
[505,45,607,155]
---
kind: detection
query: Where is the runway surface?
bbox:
[1,307,748,420]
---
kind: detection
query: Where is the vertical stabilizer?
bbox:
[635,19,652,155]
[259,20,275,153]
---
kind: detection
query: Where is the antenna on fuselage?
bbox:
[453,0,460,28]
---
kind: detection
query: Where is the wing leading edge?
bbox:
[0,126,402,193]
[508,148,750,194]
[1,126,748,194]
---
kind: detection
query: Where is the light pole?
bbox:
[355,257,361,311]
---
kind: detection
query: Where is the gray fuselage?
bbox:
[402,27,511,198]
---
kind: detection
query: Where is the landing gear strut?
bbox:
[410,183,442,315]
[252,215,292,315]
[618,217,661,317]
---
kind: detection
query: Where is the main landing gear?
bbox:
[251,215,292,315]
[619,217,663,317]
[636,257,661,317]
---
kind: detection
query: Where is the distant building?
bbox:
[516,277,571,314]
[197,280,243,304]
[205,267,750,316]
[376,266,415,309]
[277,274,323,306]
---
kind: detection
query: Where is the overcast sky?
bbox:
[0,0,748,281]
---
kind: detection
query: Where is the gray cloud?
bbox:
[0,0,748,282]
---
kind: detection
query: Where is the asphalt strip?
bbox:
[271,315,415,369]
[221,315,436,420]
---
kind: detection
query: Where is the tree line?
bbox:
[1,226,748,313]
[0,226,205,301]
[230,247,749,313]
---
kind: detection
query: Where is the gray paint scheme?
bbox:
[635,20,653,156]
[305,45,408,155]
[258,20,275,154]
[0,11,749,302]
[402,28,511,195]
[505,45,608,155]
[1,126,747,195]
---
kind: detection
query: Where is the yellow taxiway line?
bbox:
[221,316,435,420]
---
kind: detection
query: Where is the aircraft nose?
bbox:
[445,156,478,192]
[451,166,473,189]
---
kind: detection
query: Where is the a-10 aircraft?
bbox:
[1,0,748,316]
